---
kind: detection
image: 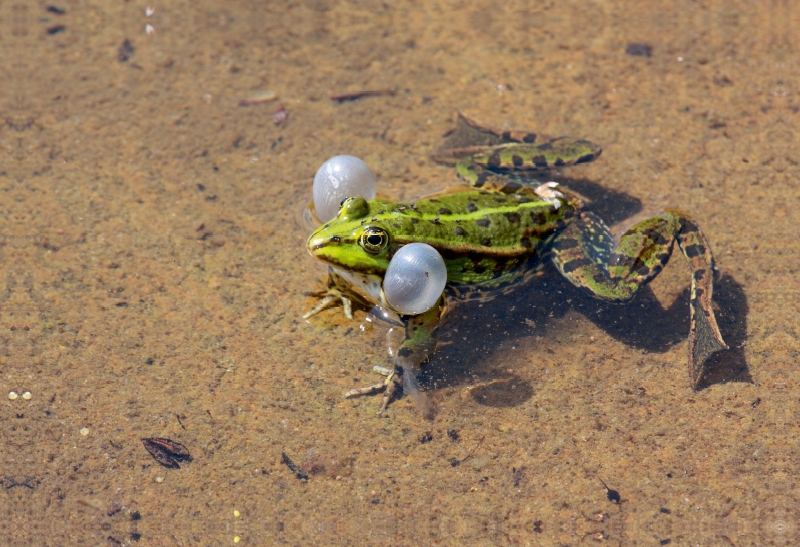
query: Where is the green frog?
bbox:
[305,118,727,416]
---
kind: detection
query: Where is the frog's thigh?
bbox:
[550,211,639,300]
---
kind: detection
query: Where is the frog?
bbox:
[305,116,728,416]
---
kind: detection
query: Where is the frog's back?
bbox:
[370,191,576,285]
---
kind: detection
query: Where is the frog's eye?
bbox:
[340,197,350,207]
[360,226,389,254]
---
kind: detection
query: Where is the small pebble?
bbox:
[233,510,240,518]
[233,537,240,543]
[80,427,89,436]
[155,476,164,483]
[273,106,288,125]
[22,391,31,400]
[8,391,18,400]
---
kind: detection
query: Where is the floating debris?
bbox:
[449,436,485,467]
[512,466,526,488]
[330,89,396,102]
[142,437,192,469]
[599,478,621,504]
[239,90,277,106]
[281,452,308,480]
[118,39,134,62]
[626,43,653,57]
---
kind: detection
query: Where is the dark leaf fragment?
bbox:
[142,438,192,469]
[119,39,134,63]
[625,43,652,57]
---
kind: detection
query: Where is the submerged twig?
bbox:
[330,89,396,102]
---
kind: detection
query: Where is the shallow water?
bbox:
[2,1,798,545]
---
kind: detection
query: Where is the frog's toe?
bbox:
[342,296,354,320]
[302,294,338,319]
[303,289,357,321]
[344,366,401,415]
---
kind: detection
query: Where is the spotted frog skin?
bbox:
[306,127,727,415]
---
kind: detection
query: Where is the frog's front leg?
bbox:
[303,269,374,321]
[344,297,443,417]
[550,210,727,389]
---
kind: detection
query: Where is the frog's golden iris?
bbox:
[359,227,389,254]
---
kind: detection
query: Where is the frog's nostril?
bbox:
[331,236,341,244]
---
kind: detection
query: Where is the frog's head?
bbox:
[307,196,393,275]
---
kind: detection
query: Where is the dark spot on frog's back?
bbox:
[467,202,478,213]
[520,237,532,248]
[554,158,566,167]
[455,226,466,236]
[481,238,492,246]
[512,154,524,167]
[475,218,491,227]
[532,155,548,168]
[487,152,501,168]
[577,153,597,164]
[438,208,452,215]
[530,211,546,224]
[522,133,537,143]
[504,212,521,224]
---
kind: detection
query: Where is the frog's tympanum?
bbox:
[305,113,728,416]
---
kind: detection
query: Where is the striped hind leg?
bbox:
[551,210,727,389]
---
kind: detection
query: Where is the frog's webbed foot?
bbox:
[551,210,728,389]
[344,365,402,416]
[343,302,442,417]
[303,271,370,321]
[302,288,354,320]
[430,111,548,165]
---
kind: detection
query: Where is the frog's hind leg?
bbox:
[551,210,727,389]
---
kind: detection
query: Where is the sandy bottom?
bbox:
[2,0,798,545]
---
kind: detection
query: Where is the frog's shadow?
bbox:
[418,176,750,407]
